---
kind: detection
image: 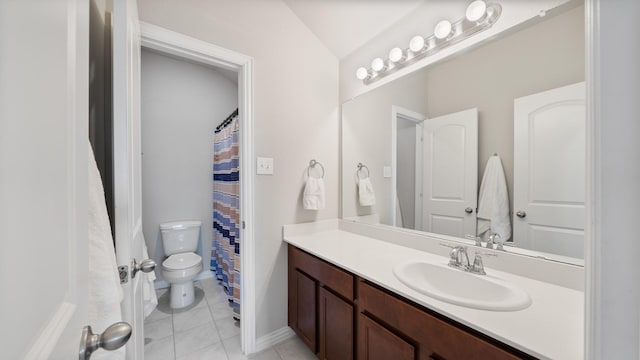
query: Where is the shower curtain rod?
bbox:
[215,108,239,131]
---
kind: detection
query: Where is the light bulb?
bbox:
[388,47,405,63]
[434,20,452,40]
[466,1,487,22]
[409,36,425,53]
[371,58,385,72]
[355,67,369,80]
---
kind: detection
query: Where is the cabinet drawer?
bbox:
[289,245,354,300]
[359,281,529,360]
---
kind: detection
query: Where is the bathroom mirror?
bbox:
[341,3,585,264]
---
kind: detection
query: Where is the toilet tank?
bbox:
[160,220,202,256]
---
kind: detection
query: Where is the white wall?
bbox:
[140,49,238,282]
[138,0,340,339]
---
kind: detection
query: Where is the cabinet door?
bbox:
[292,270,317,352]
[358,313,415,360]
[319,287,354,360]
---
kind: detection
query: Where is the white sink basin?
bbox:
[393,260,531,311]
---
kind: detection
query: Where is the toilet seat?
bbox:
[162,253,202,271]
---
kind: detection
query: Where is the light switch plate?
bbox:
[383,166,392,178]
[257,157,274,175]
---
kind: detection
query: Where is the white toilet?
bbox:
[160,220,203,309]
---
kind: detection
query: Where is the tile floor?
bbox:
[144,277,317,360]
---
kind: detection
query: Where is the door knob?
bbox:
[465,207,474,214]
[132,258,156,278]
[516,211,527,218]
[79,322,131,360]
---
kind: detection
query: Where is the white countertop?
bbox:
[283,222,584,360]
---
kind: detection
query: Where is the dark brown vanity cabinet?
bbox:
[288,244,534,360]
[288,245,354,360]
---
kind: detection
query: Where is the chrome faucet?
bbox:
[443,244,497,275]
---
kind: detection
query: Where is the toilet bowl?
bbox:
[162,252,203,309]
[160,220,203,309]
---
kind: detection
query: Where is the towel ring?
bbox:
[356,162,370,180]
[308,159,325,178]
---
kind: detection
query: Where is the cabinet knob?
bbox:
[516,211,527,218]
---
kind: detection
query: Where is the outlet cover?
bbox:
[257,157,274,175]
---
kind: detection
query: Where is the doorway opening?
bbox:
[139,23,256,355]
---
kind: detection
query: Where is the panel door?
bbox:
[422,108,478,238]
[113,0,145,358]
[0,0,90,358]
[319,287,354,360]
[513,82,586,258]
[357,314,414,360]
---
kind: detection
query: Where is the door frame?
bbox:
[139,22,257,354]
[390,105,426,228]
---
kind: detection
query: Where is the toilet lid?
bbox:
[162,253,202,270]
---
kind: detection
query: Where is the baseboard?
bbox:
[153,270,215,289]
[254,326,296,353]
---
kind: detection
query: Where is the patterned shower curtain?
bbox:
[211,110,240,318]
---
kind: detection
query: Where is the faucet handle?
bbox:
[471,251,497,275]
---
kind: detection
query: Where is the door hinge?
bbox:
[118,265,129,284]
[242,221,246,230]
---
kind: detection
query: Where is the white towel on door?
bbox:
[358,178,376,206]
[88,141,125,360]
[303,177,326,210]
[142,238,158,318]
[477,155,511,241]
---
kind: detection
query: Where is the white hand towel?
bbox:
[303,177,326,210]
[358,178,376,206]
[142,238,158,318]
[477,155,511,241]
[88,141,125,360]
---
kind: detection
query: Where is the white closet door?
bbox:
[513,82,586,258]
[421,108,478,238]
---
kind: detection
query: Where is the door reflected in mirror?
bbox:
[342,3,585,263]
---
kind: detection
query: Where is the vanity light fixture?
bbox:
[355,1,502,84]
[371,57,386,72]
[434,20,453,40]
[389,47,406,63]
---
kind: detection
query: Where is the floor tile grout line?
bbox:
[171,304,177,360]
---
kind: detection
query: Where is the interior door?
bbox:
[421,108,478,238]
[513,82,586,258]
[113,0,145,358]
[0,0,90,358]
